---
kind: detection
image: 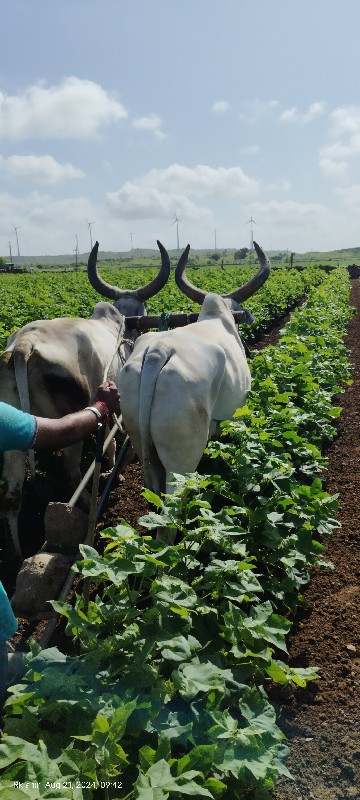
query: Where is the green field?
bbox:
[0,269,352,799]
[0,264,326,352]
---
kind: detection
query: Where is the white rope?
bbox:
[102,317,127,382]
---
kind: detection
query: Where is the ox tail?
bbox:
[139,342,173,495]
[13,340,36,477]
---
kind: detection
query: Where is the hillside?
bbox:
[4,246,360,269]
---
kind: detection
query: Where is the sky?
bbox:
[1,0,360,256]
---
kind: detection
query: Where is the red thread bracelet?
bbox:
[95,399,111,424]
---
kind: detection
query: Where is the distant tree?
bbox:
[0,256,5,265]
[210,253,220,261]
[234,247,249,261]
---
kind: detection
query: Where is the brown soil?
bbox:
[271,281,360,800]
[99,460,148,531]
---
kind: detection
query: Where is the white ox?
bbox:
[0,241,170,564]
[119,242,270,541]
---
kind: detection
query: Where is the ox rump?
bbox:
[119,241,270,543]
[0,240,170,565]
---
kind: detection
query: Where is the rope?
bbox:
[102,316,127,382]
[118,339,135,367]
[158,311,174,331]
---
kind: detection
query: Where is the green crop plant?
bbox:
[0,269,352,799]
[0,265,325,352]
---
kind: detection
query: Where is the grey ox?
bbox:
[119,241,270,542]
[0,241,170,563]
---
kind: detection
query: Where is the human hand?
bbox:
[95,380,121,416]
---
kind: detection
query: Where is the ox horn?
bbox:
[87,240,170,301]
[175,241,270,304]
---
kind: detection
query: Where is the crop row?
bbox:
[0,265,324,351]
[0,269,352,799]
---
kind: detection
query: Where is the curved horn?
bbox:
[175,244,206,304]
[175,241,270,305]
[87,240,170,301]
[224,241,270,302]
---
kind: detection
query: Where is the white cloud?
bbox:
[320,140,354,160]
[319,157,348,177]
[239,99,279,123]
[0,188,206,254]
[0,190,99,254]
[267,179,292,193]
[1,154,85,184]
[211,100,230,113]
[331,105,360,135]
[0,77,127,139]
[132,113,166,139]
[0,187,356,256]
[319,106,360,177]
[280,101,325,123]
[107,163,259,220]
[303,101,326,122]
[250,199,329,227]
[280,106,298,122]
[239,145,260,156]
[107,183,209,220]
[27,195,93,227]
[334,184,360,206]
[245,199,340,252]
[143,164,259,196]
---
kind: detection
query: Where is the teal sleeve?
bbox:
[0,581,18,642]
[0,402,37,452]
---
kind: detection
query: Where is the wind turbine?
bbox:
[130,231,135,251]
[214,227,219,251]
[85,219,95,250]
[245,216,256,250]
[74,234,79,269]
[12,224,20,258]
[172,213,182,250]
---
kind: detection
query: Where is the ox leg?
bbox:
[0,450,26,565]
[62,442,90,510]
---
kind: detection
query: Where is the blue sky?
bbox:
[1,0,360,256]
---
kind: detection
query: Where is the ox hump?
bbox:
[199,293,235,324]
[90,302,124,327]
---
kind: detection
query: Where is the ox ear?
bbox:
[238,308,255,325]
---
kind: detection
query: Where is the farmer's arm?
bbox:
[35,382,120,449]
[0,382,120,452]
[35,405,104,449]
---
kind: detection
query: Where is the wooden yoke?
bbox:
[125,310,252,331]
